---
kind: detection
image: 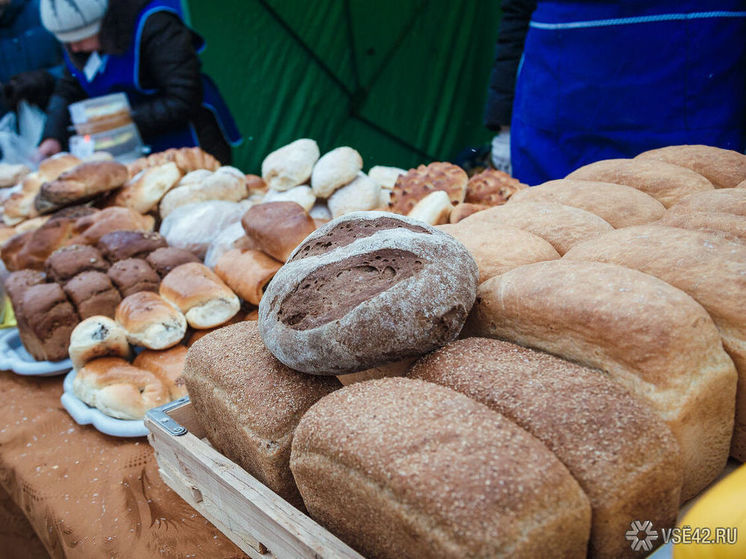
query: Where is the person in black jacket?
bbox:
[37,0,240,163]
[0,0,62,117]
[485,1,746,185]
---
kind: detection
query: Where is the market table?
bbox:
[0,372,248,559]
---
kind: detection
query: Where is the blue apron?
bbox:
[511,1,746,185]
[63,0,241,153]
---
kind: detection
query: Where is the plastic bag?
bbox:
[0,101,46,167]
[203,221,248,269]
[159,200,250,259]
[490,128,511,174]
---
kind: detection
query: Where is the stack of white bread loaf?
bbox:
[179,145,746,559]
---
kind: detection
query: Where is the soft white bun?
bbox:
[160,262,240,329]
[262,139,320,191]
[327,173,380,218]
[69,315,132,371]
[368,165,405,189]
[262,185,316,212]
[311,146,363,198]
[72,357,170,420]
[407,190,453,225]
[115,291,187,350]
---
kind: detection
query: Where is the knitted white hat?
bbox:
[40,0,108,43]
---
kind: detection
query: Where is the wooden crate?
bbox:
[146,398,739,559]
[145,397,364,559]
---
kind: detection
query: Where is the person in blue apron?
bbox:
[37,0,241,163]
[484,1,746,185]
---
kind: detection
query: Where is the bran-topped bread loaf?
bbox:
[290,377,591,559]
[183,321,341,508]
[259,212,478,374]
[565,225,746,461]
[466,259,737,501]
[409,338,682,558]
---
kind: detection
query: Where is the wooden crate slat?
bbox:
[146,400,364,559]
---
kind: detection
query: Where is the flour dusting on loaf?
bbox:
[259,212,478,374]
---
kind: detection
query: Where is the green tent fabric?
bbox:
[187,0,501,173]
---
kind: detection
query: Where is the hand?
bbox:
[490,126,511,174]
[4,70,55,111]
[36,138,62,161]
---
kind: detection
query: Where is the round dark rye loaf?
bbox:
[409,338,682,559]
[290,377,591,559]
[258,212,478,374]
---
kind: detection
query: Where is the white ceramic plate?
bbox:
[60,370,149,437]
[0,328,72,376]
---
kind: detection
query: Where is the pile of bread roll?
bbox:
[69,260,246,420]
[3,226,197,361]
[179,144,746,559]
[255,137,527,227]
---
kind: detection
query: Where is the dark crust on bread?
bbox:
[146,247,200,277]
[21,282,78,360]
[64,271,122,319]
[278,249,424,330]
[107,258,160,298]
[4,269,46,302]
[45,244,109,282]
[290,217,429,262]
[97,230,168,262]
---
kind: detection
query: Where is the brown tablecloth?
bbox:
[0,373,247,559]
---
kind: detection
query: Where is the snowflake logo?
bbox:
[626,520,659,552]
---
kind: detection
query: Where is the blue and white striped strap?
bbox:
[530,11,746,30]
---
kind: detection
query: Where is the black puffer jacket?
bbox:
[42,0,231,163]
[483,0,537,131]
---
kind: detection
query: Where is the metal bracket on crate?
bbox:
[146,396,190,436]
